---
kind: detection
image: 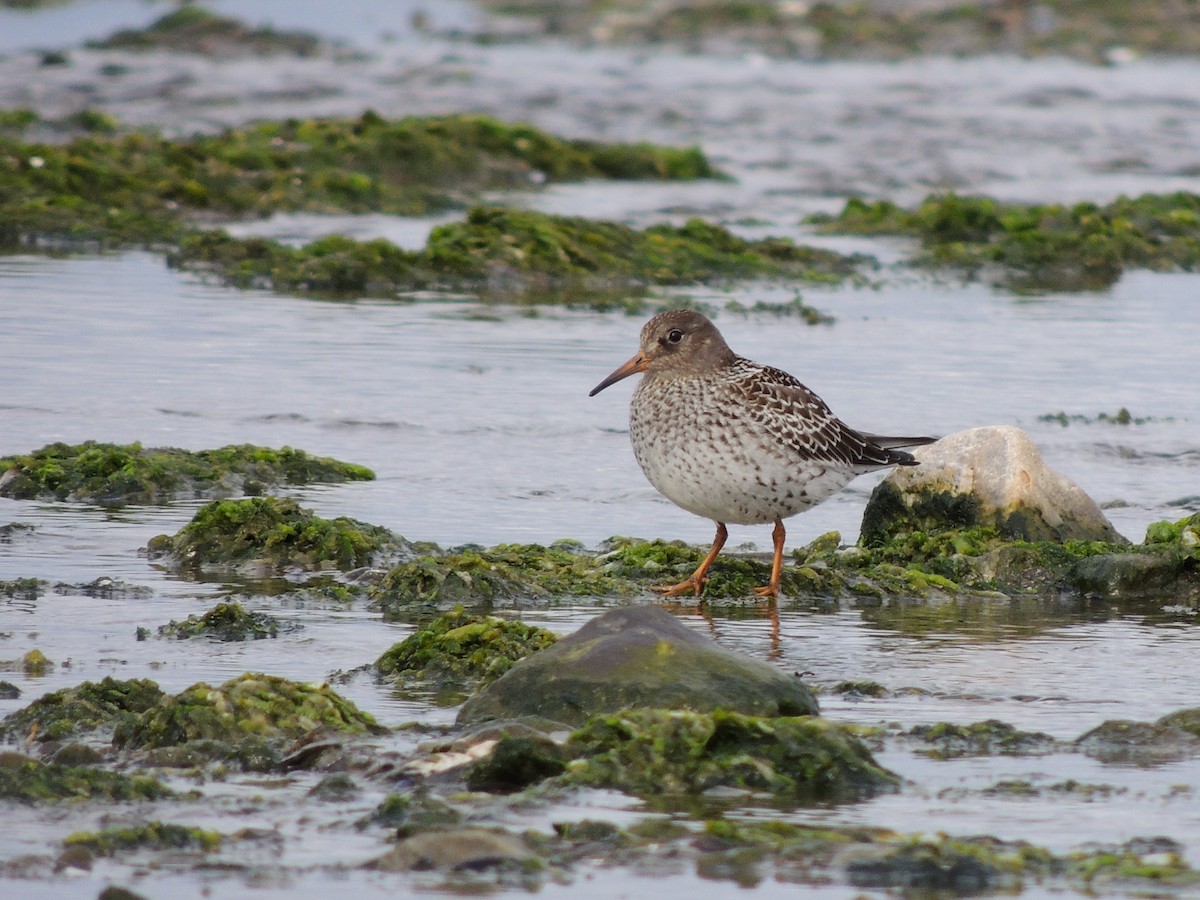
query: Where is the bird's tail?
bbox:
[862,433,938,467]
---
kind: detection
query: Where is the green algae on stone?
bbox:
[564,708,898,803]
[0,578,43,603]
[115,672,385,751]
[810,192,1200,293]
[157,601,283,642]
[63,821,220,855]
[356,790,463,836]
[0,677,165,744]
[1077,709,1200,765]
[458,606,818,726]
[369,540,637,613]
[0,752,175,803]
[375,607,557,687]
[91,7,323,57]
[0,111,721,251]
[147,497,405,574]
[906,720,1059,759]
[477,0,1200,63]
[0,441,373,505]
[172,206,866,303]
[466,733,568,792]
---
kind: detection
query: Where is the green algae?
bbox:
[0,441,373,506]
[0,110,720,251]
[906,720,1059,759]
[114,672,385,752]
[369,540,636,613]
[156,602,283,642]
[809,192,1200,293]
[563,708,899,803]
[0,677,165,744]
[147,497,405,573]
[466,733,568,792]
[64,821,221,855]
[356,790,463,836]
[90,7,322,57]
[172,206,864,303]
[1038,407,1167,427]
[480,0,1200,62]
[0,752,174,803]
[375,607,557,687]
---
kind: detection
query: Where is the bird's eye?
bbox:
[667,329,683,344]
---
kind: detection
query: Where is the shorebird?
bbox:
[590,308,935,600]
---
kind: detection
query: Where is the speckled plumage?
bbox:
[590,308,935,599]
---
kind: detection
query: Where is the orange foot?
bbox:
[652,577,706,599]
[753,583,780,601]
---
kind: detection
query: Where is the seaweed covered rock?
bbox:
[457,606,817,727]
[63,821,221,856]
[0,441,373,506]
[375,608,557,690]
[1077,707,1200,765]
[0,677,165,745]
[861,426,1125,546]
[0,752,174,803]
[91,7,322,57]
[157,601,283,642]
[906,720,1059,759]
[563,708,897,803]
[114,673,385,758]
[146,497,409,575]
[369,540,636,613]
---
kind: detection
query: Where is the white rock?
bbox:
[868,425,1125,543]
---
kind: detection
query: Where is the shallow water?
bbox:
[2,1,1200,896]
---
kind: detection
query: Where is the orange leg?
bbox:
[654,522,728,599]
[753,518,786,601]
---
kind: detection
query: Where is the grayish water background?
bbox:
[1,2,1199,897]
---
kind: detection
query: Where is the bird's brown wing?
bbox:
[734,360,899,469]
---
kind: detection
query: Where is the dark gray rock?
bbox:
[457,605,818,727]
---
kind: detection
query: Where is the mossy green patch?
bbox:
[64,821,220,855]
[0,676,165,743]
[0,752,174,803]
[375,607,557,687]
[147,497,405,573]
[907,720,1059,759]
[809,192,1200,293]
[171,206,865,303]
[114,672,385,751]
[0,578,42,602]
[0,441,373,506]
[0,111,720,251]
[157,602,283,642]
[90,7,322,57]
[564,708,898,803]
[478,0,1200,62]
[369,540,636,613]
[356,790,463,836]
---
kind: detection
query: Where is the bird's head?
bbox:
[589,309,735,396]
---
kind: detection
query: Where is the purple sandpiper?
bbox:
[590,308,935,599]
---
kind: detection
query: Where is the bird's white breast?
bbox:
[629,374,856,526]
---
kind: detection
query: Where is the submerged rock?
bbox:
[0,677,165,744]
[375,608,557,690]
[563,708,898,803]
[366,827,534,872]
[457,605,817,726]
[1077,708,1200,765]
[0,441,373,506]
[0,752,174,803]
[906,720,1059,759]
[114,673,386,760]
[146,497,410,575]
[861,426,1126,545]
[157,601,284,642]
